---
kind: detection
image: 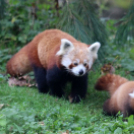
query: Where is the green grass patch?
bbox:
[0,70,134,134]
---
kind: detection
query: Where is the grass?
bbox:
[0,33,134,133]
[0,69,134,134]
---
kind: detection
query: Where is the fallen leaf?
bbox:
[101,63,115,75]
[8,75,36,87]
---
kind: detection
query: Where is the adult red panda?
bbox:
[6,29,101,103]
[95,74,134,116]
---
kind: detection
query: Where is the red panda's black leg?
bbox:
[70,74,88,103]
[33,66,49,93]
[46,66,67,98]
[47,81,65,97]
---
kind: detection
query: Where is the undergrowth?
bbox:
[0,69,134,133]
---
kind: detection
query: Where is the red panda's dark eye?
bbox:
[74,63,78,66]
[84,63,87,66]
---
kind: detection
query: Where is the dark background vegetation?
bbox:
[0,0,134,133]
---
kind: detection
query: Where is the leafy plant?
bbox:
[0,0,6,20]
[57,0,108,45]
[115,0,134,44]
[0,0,59,48]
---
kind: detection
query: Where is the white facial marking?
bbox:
[88,42,101,59]
[73,59,79,65]
[76,59,80,63]
[84,59,87,63]
[72,64,86,76]
[88,59,93,69]
[61,56,71,68]
[129,91,134,98]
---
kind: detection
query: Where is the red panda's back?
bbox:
[116,81,134,111]
[37,29,80,69]
[108,81,134,115]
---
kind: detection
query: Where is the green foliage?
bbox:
[0,0,6,20]
[98,19,134,74]
[101,40,134,75]
[0,74,4,81]
[129,47,134,59]
[0,0,58,47]
[106,20,117,38]
[115,0,134,44]
[0,0,6,32]
[57,0,108,45]
[0,49,12,64]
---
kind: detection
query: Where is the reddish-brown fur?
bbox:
[6,45,32,76]
[6,31,47,76]
[95,74,134,116]
[6,29,89,76]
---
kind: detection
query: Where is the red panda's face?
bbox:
[56,39,101,76]
[61,49,92,76]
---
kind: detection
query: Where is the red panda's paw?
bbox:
[68,94,81,103]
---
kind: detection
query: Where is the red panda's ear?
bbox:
[88,42,101,59]
[56,39,74,56]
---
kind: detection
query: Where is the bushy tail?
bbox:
[6,45,32,77]
[95,74,128,96]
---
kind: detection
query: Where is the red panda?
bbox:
[95,74,134,116]
[6,29,101,103]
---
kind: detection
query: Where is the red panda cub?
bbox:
[6,29,101,103]
[95,74,134,117]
